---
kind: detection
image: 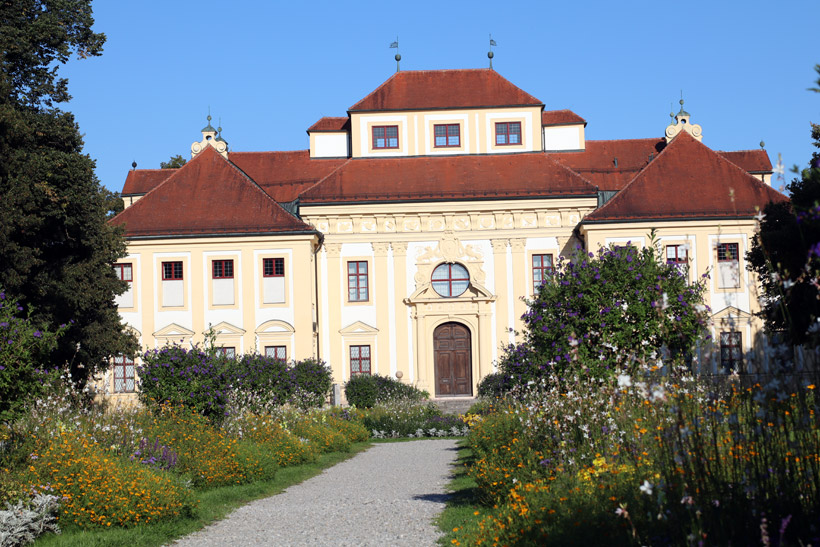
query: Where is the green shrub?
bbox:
[476,372,510,398]
[322,415,369,443]
[288,418,350,454]
[225,414,318,467]
[344,374,428,408]
[290,358,332,407]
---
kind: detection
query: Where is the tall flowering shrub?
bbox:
[0,290,65,423]
[500,241,709,386]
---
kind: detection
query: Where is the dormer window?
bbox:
[434,124,460,148]
[372,125,399,149]
[495,122,521,145]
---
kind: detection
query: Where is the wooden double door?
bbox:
[433,322,472,396]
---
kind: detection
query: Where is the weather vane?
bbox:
[488,34,497,69]
[390,37,400,72]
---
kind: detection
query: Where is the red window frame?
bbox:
[113,263,132,282]
[162,261,183,280]
[717,243,739,262]
[372,125,399,149]
[217,347,236,358]
[113,355,135,393]
[265,345,287,360]
[263,257,285,277]
[350,345,371,375]
[431,263,470,298]
[212,259,233,279]
[720,332,743,371]
[666,245,689,266]
[434,124,460,148]
[495,122,522,145]
[532,254,554,292]
[348,261,369,302]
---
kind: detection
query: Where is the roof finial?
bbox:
[131,160,137,170]
[389,37,400,72]
[669,103,675,124]
[760,140,765,149]
[488,34,497,70]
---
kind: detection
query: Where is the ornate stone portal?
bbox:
[404,232,495,395]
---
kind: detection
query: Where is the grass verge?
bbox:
[435,441,482,546]
[34,442,371,547]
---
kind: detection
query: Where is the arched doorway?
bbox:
[433,322,472,396]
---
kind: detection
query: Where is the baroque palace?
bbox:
[106,68,786,399]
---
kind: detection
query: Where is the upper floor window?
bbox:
[432,263,470,298]
[666,245,689,276]
[717,243,740,289]
[348,261,369,301]
[212,259,233,279]
[372,125,399,149]
[434,124,460,147]
[532,254,553,293]
[495,122,521,145]
[113,263,132,282]
[162,261,183,280]
[263,257,285,277]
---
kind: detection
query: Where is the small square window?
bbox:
[113,355,135,393]
[372,125,399,149]
[265,346,287,360]
[495,122,521,145]
[212,259,233,279]
[532,254,554,293]
[263,257,285,277]
[348,261,369,302]
[114,263,132,282]
[350,345,371,375]
[162,261,183,280]
[434,124,460,148]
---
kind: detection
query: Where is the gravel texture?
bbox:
[170,439,459,546]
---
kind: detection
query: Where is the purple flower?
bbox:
[33,330,42,338]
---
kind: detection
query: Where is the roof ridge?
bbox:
[298,158,353,197]
[225,155,312,225]
[546,155,598,191]
[349,71,401,111]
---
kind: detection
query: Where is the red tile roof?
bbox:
[718,149,772,172]
[552,138,666,191]
[581,131,788,223]
[230,151,348,202]
[349,69,543,111]
[307,117,350,132]
[299,153,597,203]
[122,169,175,195]
[110,146,314,237]
[542,110,586,126]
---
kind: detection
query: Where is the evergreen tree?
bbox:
[747,65,820,346]
[0,0,137,384]
[160,154,187,169]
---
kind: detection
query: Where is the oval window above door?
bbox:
[431,263,470,298]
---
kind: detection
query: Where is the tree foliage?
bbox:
[0,1,136,383]
[159,154,187,169]
[499,241,709,388]
[748,66,820,346]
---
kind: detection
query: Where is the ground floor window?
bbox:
[350,345,371,375]
[720,332,743,371]
[113,355,135,393]
[532,254,554,292]
[265,345,287,361]
[217,347,236,358]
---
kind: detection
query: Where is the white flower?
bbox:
[617,374,632,388]
[640,480,653,496]
[650,385,666,402]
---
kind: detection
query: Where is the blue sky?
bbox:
[61,0,818,193]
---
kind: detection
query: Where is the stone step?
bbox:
[432,397,476,415]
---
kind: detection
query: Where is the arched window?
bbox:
[431,263,470,297]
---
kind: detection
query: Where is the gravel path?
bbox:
[170,439,459,546]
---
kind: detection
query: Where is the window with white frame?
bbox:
[161,261,184,307]
[431,263,470,298]
[348,261,369,302]
[212,259,234,305]
[717,243,740,289]
[113,263,134,308]
[262,257,286,304]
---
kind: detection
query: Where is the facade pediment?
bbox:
[339,321,379,336]
[210,321,246,336]
[153,323,195,338]
[255,320,295,334]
